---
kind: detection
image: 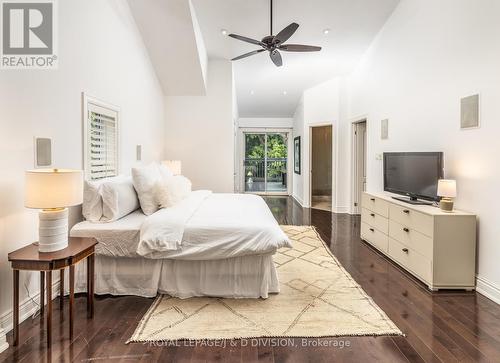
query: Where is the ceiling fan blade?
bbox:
[228,33,263,47]
[274,23,299,44]
[270,50,283,67]
[280,44,322,52]
[231,49,265,61]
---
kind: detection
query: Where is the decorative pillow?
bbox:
[132,163,163,215]
[101,177,139,222]
[82,176,124,222]
[155,175,192,209]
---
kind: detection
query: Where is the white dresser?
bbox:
[360,192,476,291]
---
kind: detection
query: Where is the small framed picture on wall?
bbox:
[294,136,301,175]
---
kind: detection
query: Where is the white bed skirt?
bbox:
[74,254,279,299]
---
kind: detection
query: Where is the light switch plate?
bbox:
[136,145,142,161]
[375,153,383,161]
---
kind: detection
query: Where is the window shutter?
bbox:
[86,102,118,180]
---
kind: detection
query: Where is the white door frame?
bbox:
[308,123,335,210]
[351,117,368,215]
[238,128,293,195]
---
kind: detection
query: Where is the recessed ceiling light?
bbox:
[283,91,288,96]
[221,29,228,36]
[250,90,255,95]
[323,28,331,35]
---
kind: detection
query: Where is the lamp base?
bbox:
[439,198,454,213]
[39,208,69,252]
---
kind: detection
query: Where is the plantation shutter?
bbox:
[86,103,118,180]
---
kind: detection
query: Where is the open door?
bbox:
[310,125,333,211]
[352,121,367,214]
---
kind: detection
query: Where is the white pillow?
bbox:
[82,176,124,222]
[155,175,192,208]
[132,163,163,215]
[101,177,139,221]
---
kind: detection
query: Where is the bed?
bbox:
[70,191,290,299]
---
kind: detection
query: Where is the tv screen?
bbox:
[384,152,444,201]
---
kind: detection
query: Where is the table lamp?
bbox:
[162,160,182,176]
[437,179,456,212]
[25,169,83,252]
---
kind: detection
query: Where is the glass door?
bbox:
[243,132,289,194]
[244,133,266,193]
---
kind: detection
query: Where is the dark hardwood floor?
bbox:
[1,196,500,362]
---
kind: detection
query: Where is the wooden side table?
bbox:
[8,237,98,348]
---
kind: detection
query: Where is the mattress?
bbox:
[71,192,290,259]
[71,209,146,257]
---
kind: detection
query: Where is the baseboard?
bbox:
[0,280,61,335]
[0,329,8,353]
[476,275,500,305]
[333,206,350,214]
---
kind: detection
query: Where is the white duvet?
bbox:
[137,191,291,260]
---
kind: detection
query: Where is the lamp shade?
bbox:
[25,169,83,209]
[162,160,182,175]
[437,179,456,198]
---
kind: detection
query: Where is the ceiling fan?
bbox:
[228,0,322,67]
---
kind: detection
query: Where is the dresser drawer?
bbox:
[362,194,389,218]
[388,238,432,283]
[361,222,388,253]
[389,204,434,237]
[361,208,389,234]
[389,220,433,260]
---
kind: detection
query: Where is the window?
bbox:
[83,94,120,180]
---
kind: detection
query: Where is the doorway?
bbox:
[352,120,367,214]
[310,125,333,211]
[242,131,291,195]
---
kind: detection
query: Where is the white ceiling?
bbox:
[128,0,207,96]
[191,0,400,117]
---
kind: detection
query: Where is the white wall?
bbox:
[344,0,500,303]
[292,78,347,210]
[238,118,293,129]
[292,99,306,204]
[0,0,165,342]
[165,60,234,193]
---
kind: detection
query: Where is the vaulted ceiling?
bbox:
[191,0,400,117]
[129,0,400,117]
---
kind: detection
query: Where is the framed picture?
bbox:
[294,136,301,174]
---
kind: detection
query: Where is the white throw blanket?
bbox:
[137,191,292,260]
[138,190,212,255]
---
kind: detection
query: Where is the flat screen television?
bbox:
[383,152,444,204]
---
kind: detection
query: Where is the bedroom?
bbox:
[1,0,500,362]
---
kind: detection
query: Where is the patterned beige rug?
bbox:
[128,226,402,342]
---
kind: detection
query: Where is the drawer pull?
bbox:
[369,228,375,232]
[402,248,409,253]
[370,198,375,202]
[370,213,375,217]
[403,209,410,214]
[403,227,410,233]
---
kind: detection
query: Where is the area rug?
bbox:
[128,226,402,342]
